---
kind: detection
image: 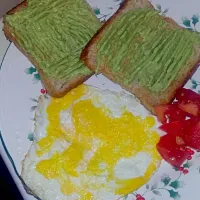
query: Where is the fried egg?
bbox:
[21,84,162,200]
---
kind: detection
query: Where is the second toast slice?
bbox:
[81,0,200,113]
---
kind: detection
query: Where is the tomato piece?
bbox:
[159,121,184,136]
[155,105,167,123]
[184,121,200,150]
[182,119,196,134]
[157,134,189,167]
[156,88,200,167]
[172,118,200,136]
[176,88,200,102]
[155,105,187,124]
[178,101,200,116]
[161,118,199,136]
[166,105,187,122]
[189,116,200,123]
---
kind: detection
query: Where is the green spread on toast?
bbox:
[96,8,200,92]
[6,0,101,80]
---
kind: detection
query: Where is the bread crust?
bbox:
[3,0,94,98]
[81,0,200,114]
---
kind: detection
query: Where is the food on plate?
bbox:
[156,134,189,168]
[4,0,200,197]
[184,121,200,150]
[176,88,200,102]
[155,88,200,167]
[81,0,200,113]
[155,105,187,124]
[21,84,162,200]
[3,0,101,97]
[176,88,200,116]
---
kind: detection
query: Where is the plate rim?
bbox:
[0,41,22,180]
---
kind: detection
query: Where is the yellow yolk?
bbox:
[36,85,161,199]
[36,84,88,156]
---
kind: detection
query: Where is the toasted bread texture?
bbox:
[3,0,101,98]
[81,0,200,114]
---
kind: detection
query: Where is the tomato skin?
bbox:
[155,105,167,123]
[178,101,200,116]
[184,122,200,150]
[175,88,200,117]
[159,121,184,136]
[155,88,200,167]
[155,105,187,124]
[159,118,199,135]
[157,134,189,167]
[176,88,200,102]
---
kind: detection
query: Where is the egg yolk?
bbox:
[36,84,161,199]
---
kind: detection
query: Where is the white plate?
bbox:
[0,0,200,200]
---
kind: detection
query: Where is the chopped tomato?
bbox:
[189,116,200,123]
[157,134,189,167]
[155,88,200,167]
[178,101,200,116]
[166,105,187,122]
[176,88,200,102]
[159,121,184,136]
[182,119,197,134]
[184,121,200,150]
[155,105,167,123]
[160,118,199,136]
[155,105,187,124]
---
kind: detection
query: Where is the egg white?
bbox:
[21,85,162,200]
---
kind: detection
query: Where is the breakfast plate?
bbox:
[0,0,200,200]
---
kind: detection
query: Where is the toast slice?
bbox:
[3,0,101,97]
[81,0,200,114]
